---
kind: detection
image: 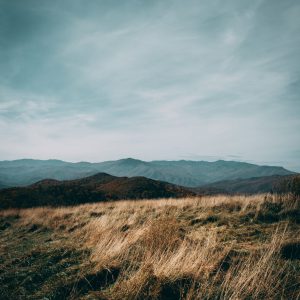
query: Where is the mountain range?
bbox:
[0,158,294,188]
[1,172,299,209]
[193,174,300,195]
[0,173,194,209]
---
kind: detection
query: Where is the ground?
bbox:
[0,194,300,299]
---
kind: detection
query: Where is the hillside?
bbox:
[0,173,194,209]
[194,174,300,195]
[0,195,299,299]
[0,158,294,188]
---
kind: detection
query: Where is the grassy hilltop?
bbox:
[0,194,300,299]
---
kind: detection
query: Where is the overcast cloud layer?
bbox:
[0,0,299,170]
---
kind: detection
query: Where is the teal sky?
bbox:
[0,0,299,171]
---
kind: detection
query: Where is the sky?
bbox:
[0,0,299,171]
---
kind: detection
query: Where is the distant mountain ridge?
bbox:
[0,173,194,209]
[0,158,294,188]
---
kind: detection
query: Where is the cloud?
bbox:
[0,0,299,171]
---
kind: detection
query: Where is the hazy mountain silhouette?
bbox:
[0,158,294,188]
[0,173,195,209]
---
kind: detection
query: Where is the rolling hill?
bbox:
[0,173,195,209]
[193,174,300,195]
[0,158,294,188]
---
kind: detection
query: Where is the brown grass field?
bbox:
[0,194,300,299]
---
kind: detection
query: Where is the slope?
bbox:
[0,173,194,209]
[194,174,300,195]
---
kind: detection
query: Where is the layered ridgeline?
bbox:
[0,158,294,188]
[1,173,299,209]
[193,174,300,195]
[0,173,195,209]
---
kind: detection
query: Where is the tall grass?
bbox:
[1,194,299,299]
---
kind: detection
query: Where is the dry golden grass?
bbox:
[1,194,300,299]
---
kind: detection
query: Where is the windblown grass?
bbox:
[0,194,299,299]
